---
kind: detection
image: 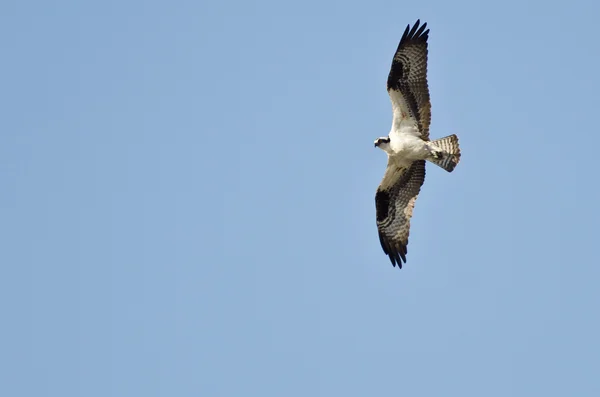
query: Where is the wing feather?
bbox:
[387,20,431,140]
[375,160,426,268]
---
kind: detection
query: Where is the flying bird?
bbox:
[375,20,460,268]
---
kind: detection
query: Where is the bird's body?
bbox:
[387,131,432,163]
[374,20,461,268]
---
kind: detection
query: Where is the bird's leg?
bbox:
[426,142,444,159]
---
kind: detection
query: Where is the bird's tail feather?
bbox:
[430,134,461,172]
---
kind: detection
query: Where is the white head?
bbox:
[374,136,392,154]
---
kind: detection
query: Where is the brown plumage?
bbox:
[375,20,461,269]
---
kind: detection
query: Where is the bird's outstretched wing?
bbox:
[375,160,426,268]
[387,20,431,140]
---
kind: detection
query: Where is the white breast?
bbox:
[389,131,429,162]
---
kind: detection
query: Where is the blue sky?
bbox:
[2,0,600,395]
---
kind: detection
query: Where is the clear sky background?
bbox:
[1,0,599,396]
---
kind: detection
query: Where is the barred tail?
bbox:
[430,134,461,172]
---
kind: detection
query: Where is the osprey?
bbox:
[375,20,460,268]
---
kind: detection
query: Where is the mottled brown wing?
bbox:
[375,160,426,268]
[387,20,431,140]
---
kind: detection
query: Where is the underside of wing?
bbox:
[375,160,426,268]
[387,20,431,140]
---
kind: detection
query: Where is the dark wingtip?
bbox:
[401,23,411,41]
[385,243,407,269]
[400,20,430,47]
[415,22,428,38]
[408,20,420,37]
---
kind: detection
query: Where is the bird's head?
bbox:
[374,137,391,153]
